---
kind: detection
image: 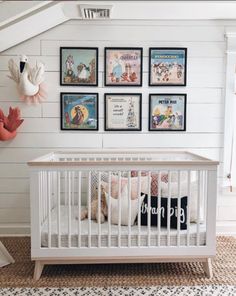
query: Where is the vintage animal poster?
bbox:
[61,93,98,130]
[60,47,98,86]
[149,48,187,86]
[105,48,143,86]
[149,94,186,131]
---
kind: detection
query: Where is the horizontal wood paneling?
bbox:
[0,134,103,148]
[17,117,223,133]
[0,164,28,178]
[103,134,223,148]
[0,86,223,104]
[0,101,42,117]
[0,194,29,208]
[41,40,226,57]
[0,178,29,193]
[0,209,29,223]
[0,19,228,233]
[39,24,225,42]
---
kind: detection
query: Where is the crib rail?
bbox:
[29,151,218,259]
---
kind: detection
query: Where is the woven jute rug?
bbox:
[0,236,236,288]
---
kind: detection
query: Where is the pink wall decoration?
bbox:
[0,107,24,141]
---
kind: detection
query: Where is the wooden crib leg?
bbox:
[203,258,213,278]
[33,260,44,281]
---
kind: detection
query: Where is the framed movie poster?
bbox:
[149,48,187,86]
[61,93,98,130]
[105,93,142,131]
[149,94,186,131]
[105,48,143,86]
[60,47,98,86]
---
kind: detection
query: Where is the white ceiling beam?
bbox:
[0,2,69,52]
[0,1,53,27]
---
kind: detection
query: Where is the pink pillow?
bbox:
[131,171,168,196]
[102,175,149,200]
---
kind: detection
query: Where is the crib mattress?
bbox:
[41,206,206,248]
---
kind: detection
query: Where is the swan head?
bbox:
[19,55,29,73]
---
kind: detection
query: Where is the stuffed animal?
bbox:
[0,107,24,141]
[80,186,108,223]
[8,55,46,104]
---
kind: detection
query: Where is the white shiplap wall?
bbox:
[0,19,231,234]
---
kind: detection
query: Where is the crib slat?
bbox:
[204,170,208,225]
[138,170,141,247]
[158,171,161,247]
[167,171,171,247]
[98,171,101,248]
[39,171,43,227]
[39,172,43,248]
[147,171,151,247]
[88,171,92,248]
[43,171,46,223]
[118,171,121,248]
[71,171,75,206]
[108,171,111,248]
[57,172,61,248]
[187,170,191,246]
[64,171,67,205]
[68,171,71,248]
[177,171,181,247]
[78,171,81,248]
[47,171,51,249]
[197,170,201,246]
[128,171,131,248]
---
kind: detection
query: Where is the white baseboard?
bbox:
[0,223,30,236]
[216,221,236,236]
[0,222,236,237]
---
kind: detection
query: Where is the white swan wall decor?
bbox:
[8,55,46,104]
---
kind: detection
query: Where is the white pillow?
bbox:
[105,186,145,226]
[160,181,203,223]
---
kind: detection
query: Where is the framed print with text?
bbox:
[105,93,142,131]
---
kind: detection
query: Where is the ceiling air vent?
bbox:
[80,5,113,20]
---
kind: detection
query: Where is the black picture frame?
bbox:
[104,93,142,131]
[60,92,99,131]
[104,47,143,87]
[149,47,187,86]
[149,94,187,131]
[60,47,98,86]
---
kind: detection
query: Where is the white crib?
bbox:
[28,150,218,280]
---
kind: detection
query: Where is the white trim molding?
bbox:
[223,30,236,188]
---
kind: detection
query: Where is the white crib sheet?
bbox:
[41,206,206,248]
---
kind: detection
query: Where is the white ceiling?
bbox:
[1,1,236,52]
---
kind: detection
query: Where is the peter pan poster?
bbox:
[149,94,186,131]
[149,48,187,86]
[105,48,142,86]
[61,93,98,130]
